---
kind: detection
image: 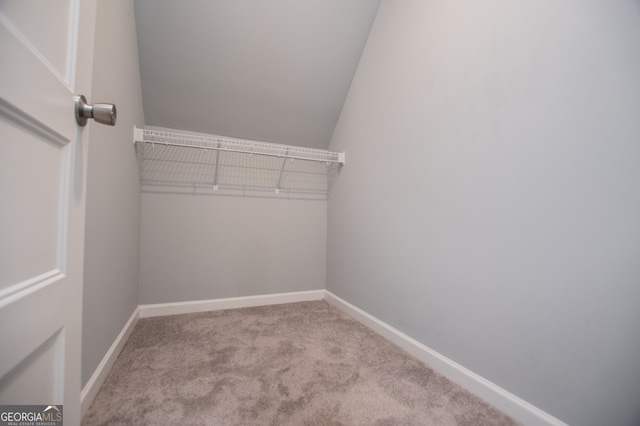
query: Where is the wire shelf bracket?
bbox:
[133,126,345,199]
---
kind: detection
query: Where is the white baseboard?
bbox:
[81,307,140,417]
[139,290,325,318]
[324,290,567,426]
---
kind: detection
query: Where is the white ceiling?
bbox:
[133,0,381,149]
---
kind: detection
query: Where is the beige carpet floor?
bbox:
[83,300,517,425]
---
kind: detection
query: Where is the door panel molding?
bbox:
[0,270,65,309]
[0,328,65,404]
[0,98,70,148]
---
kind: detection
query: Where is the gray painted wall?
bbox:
[82,0,145,387]
[134,0,381,150]
[139,194,326,304]
[327,1,640,425]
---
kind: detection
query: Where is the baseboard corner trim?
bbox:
[323,290,567,426]
[81,306,140,418]
[139,289,326,318]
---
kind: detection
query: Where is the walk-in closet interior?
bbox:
[2,0,639,425]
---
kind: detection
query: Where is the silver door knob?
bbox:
[74,95,117,126]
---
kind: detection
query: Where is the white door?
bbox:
[0,1,97,424]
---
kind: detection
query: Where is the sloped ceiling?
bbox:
[133,0,381,149]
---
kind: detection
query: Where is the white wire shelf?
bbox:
[133,127,345,199]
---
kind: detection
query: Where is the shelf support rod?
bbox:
[275,148,289,193]
[213,142,221,190]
